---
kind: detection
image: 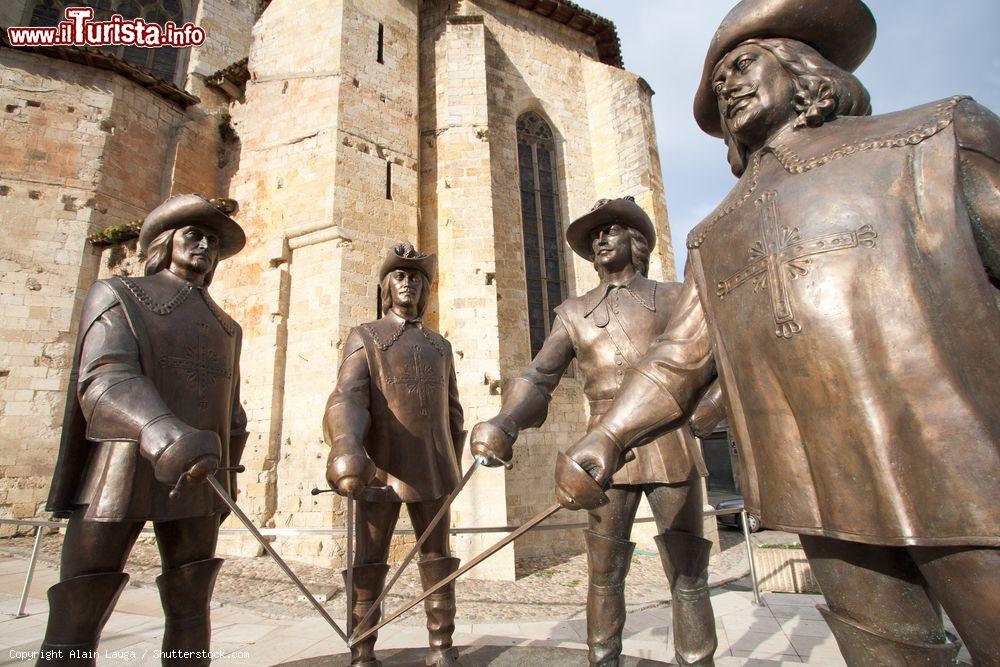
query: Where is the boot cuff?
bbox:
[654,530,712,580]
[417,556,460,591]
[585,529,636,585]
[156,558,224,619]
[819,605,961,663]
[42,572,129,645]
[345,562,391,603]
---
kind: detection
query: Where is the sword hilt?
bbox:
[474,453,513,470]
[169,465,246,500]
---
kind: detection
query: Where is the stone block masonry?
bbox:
[0,0,690,579]
[0,0,254,534]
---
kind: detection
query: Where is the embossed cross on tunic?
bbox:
[716,191,877,338]
[160,322,232,409]
[386,344,442,417]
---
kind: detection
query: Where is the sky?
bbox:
[578,0,1000,271]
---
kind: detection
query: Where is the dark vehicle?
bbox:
[714,497,761,533]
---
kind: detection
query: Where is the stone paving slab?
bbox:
[281,646,668,666]
[0,561,856,665]
[0,539,975,666]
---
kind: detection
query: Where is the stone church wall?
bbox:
[0,1,255,534]
[212,0,423,565]
[0,51,188,533]
[420,0,678,566]
[0,0,684,577]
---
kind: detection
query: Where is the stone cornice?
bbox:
[505,0,623,68]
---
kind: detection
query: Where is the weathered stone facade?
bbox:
[0,0,254,535]
[0,0,687,579]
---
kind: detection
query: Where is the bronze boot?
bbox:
[156,558,224,667]
[818,605,962,666]
[36,572,129,666]
[417,556,461,666]
[346,563,390,667]
[654,531,717,666]
[585,530,636,666]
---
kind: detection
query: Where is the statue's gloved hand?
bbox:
[326,453,376,497]
[183,454,221,483]
[142,419,223,485]
[554,429,621,510]
[688,379,725,438]
[470,420,515,469]
[168,453,222,499]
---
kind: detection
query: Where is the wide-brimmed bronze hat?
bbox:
[378,241,437,283]
[138,194,246,259]
[565,197,656,262]
[694,0,876,137]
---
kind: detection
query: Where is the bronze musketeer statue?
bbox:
[554,1,1000,665]
[40,195,248,666]
[323,242,466,667]
[472,197,721,667]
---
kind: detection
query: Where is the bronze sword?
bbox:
[345,493,355,635]
[309,486,358,634]
[349,501,562,647]
[348,457,482,640]
[206,476,350,643]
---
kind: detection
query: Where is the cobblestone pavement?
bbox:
[0,528,748,624]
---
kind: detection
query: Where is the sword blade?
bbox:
[350,501,562,647]
[350,459,480,640]
[345,493,355,635]
[207,477,349,643]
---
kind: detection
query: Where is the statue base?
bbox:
[278,645,669,665]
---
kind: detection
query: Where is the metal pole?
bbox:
[16,526,43,618]
[741,509,762,606]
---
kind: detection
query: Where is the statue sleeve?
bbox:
[688,377,725,438]
[596,272,716,451]
[489,315,575,438]
[77,281,220,479]
[447,354,466,461]
[77,293,175,451]
[323,330,372,461]
[955,98,1000,286]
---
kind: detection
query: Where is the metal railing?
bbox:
[0,504,760,619]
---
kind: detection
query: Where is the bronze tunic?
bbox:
[598,97,1000,547]
[324,313,464,503]
[500,274,706,486]
[51,271,246,522]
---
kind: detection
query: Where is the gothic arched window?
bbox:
[27,0,187,83]
[517,111,567,358]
